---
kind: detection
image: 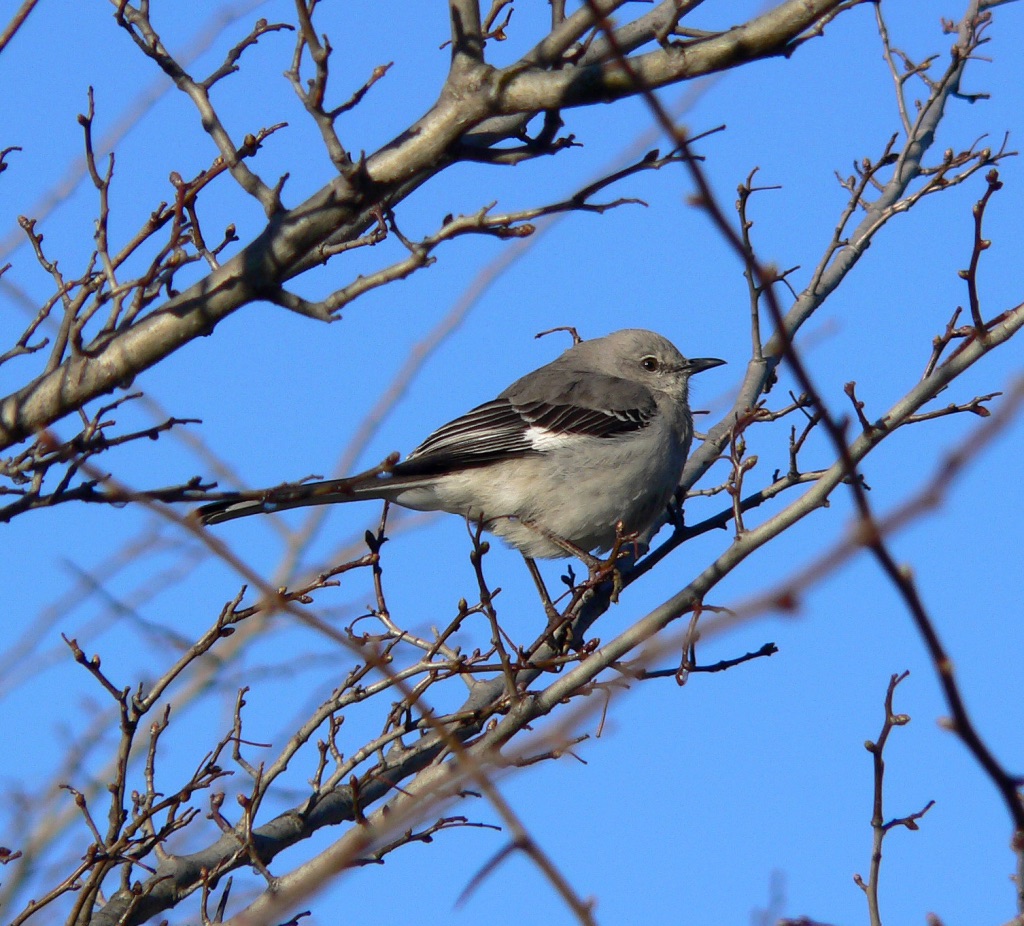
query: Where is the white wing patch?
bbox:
[525,425,578,451]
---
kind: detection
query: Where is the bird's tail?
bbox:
[197,475,387,525]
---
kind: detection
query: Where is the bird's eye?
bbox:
[640,356,659,372]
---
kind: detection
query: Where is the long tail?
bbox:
[197,476,385,525]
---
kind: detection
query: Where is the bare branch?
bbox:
[112,2,285,215]
[0,0,41,56]
[854,673,936,926]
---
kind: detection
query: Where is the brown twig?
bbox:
[960,168,1003,330]
[854,672,936,926]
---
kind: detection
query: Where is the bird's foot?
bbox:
[585,523,640,603]
[562,523,639,604]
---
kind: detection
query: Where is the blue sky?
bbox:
[1,2,1022,924]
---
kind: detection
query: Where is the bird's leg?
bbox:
[585,522,640,603]
[522,556,578,651]
[522,520,638,604]
[666,490,686,530]
[523,555,560,624]
[520,520,602,569]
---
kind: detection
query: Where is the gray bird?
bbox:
[198,329,724,559]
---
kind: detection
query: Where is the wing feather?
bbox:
[394,376,655,478]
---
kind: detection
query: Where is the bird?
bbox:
[197,329,724,560]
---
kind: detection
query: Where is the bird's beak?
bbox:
[685,357,727,375]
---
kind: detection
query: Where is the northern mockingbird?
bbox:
[198,329,724,559]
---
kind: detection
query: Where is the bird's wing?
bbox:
[397,375,656,477]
